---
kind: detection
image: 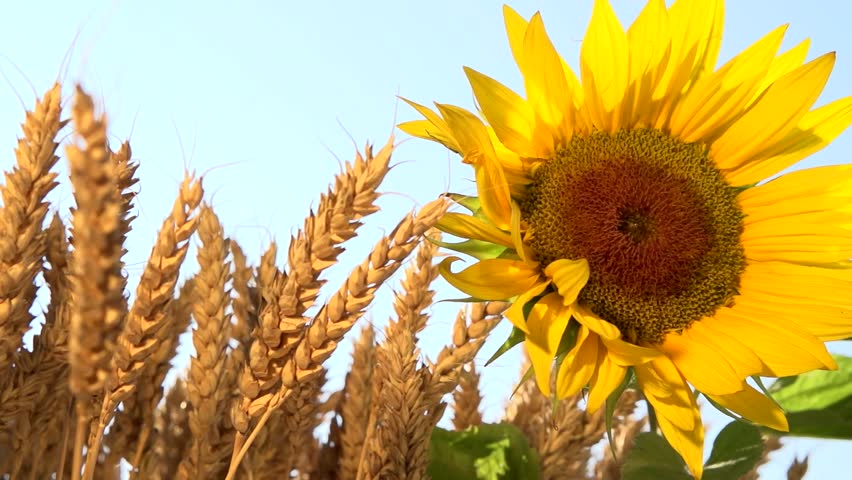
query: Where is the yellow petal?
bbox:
[602,337,662,366]
[670,24,787,142]
[543,258,590,305]
[510,201,533,262]
[397,120,459,152]
[505,280,551,334]
[707,383,789,432]
[436,103,513,229]
[653,0,724,129]
[574,306,663,367]
[738,164,852,212]
[503,5,528,73]
[436,213,513,247]
[587,347,627,413]
[636,356,695,430]
[713,307,837,377]
[438,257,541,300]
[625,0,671,128]
[399,98,460,152]
[715,52,835,170]
[555,326,599,398]
[635,356,704,479]
[686,319,763,378]
[522,12,575,143]
[652,398,704,480]
[525,293,573,397]
[753,38,811,102]
[659,329,746,395]
[733,293,852,342]
[464,67,536,157]
[581,0,629,133]
[573,304,620,340]
[724,96,852,186]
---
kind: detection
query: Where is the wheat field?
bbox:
[0,84,809,480]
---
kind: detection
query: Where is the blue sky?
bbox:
[2,0,851,477]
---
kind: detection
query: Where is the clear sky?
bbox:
[2,0,850,478]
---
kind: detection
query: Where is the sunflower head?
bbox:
[401,1,852,478]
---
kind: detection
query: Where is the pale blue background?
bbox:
[2,1,850,478]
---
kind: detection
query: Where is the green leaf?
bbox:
[428,424,540,480]
[621,432,691,480]
[703,421,764,480]
[486,326,526,366]
[782,398,852,439]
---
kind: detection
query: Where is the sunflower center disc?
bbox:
[523,129,746,344]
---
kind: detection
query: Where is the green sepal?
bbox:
[552,319,581,370]
[486,326,526,367]
[604,369,636,460]
[448,192,481,213]
[510,366,535,399]
[429,237,510,260]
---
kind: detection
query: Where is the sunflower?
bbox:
[399,1,852,477]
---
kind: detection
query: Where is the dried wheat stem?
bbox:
[177,205,233,480]
[0,83,63,370]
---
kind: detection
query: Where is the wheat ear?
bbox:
[64,86,127,480]
[227,197,447,480]
[177,206,234,479]
[0,83,63,370]
[335,324,376,480]
[451,364,483,431]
